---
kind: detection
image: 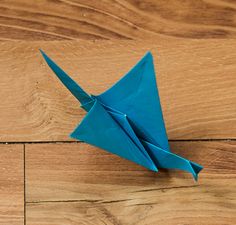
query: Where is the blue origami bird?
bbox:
[40,50,203,180]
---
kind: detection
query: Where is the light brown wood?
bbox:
[0,0,236,41]
[26,195,235,225]
[1,1,236,224]
[0,144,24,225]
[25,141,236,224]
[0,39,236,142]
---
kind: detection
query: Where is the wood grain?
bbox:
[0,40,236,142]
[0,0,236,41]
[0,144,24,225]
[25,141,236,224]
[1,1,236,224]
[26,197,235,225]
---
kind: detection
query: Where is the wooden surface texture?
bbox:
[0,0,235,225]
[0,145,24,225]
[0,40,236,142]
[25,141,235,224]
[1,0,236,40]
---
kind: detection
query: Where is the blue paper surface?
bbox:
[40,50,203,180]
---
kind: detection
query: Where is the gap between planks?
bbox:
[23,144,26,225]
[0,139,235,145]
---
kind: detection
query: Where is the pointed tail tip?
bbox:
[39,49,47,58]
[190,161,203,181]
[39,49,54,66]
[39,49,51,63]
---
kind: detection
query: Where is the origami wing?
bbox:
[95,52,170,151]
[70,100,158,171]
[40,50,157,171]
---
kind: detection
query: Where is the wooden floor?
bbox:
[0,1,236,225]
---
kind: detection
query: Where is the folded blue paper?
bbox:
[40,50,203,180]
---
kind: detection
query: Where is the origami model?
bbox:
[40,50,203,180]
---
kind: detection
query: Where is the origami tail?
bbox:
[40,50,93,110]
[142,140,203,181]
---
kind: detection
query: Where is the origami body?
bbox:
[40,50,203,180]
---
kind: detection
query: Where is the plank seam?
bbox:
[0,139,235,145]
[23,144,26,225]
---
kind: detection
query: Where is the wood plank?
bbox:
[0,144,24,225]
[0,0,236,41]
[25,141,236,224]
[26,196,235,225]
[0,40,236,142]
[25,141,236,201]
